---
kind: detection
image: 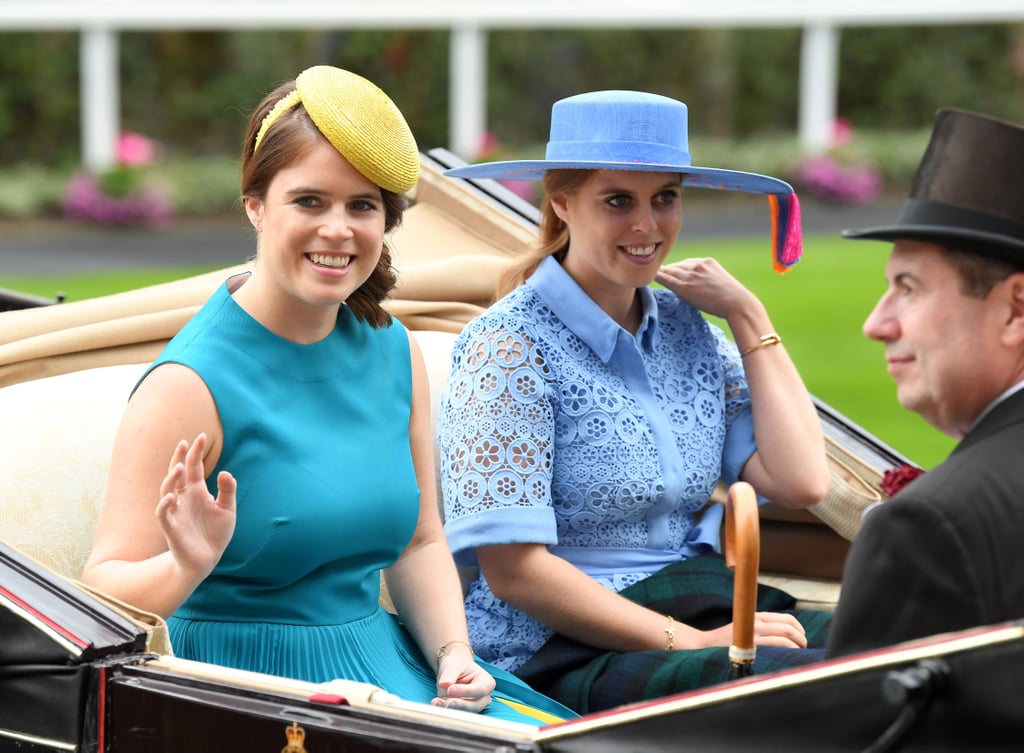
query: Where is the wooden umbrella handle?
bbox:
[725,481,760,661]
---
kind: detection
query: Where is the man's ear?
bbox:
[1001,272,1024,347]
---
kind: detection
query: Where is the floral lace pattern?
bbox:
[439,268,751,672]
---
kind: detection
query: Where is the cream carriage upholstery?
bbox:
[0,157,869,621]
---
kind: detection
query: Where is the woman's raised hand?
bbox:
[155,433,237,581]
[655,257,757,321]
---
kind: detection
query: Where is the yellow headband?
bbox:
[252,66,420,194]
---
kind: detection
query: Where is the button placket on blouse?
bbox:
[612,328,681,550]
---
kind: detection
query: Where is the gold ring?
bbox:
[175,485,187,494]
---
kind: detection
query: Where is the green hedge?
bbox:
[0,127,934,222]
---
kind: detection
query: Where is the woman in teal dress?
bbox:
[81,65,573,725]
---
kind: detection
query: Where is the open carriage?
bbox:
[1,150,1020,752]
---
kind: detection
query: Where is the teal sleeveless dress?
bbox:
[146,276,574,724]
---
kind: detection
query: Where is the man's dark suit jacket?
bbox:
[826,388,1024,658]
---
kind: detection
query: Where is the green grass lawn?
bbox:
[0,231,955,469]
[0,266,225,304]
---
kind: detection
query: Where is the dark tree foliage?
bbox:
[838,24,1024,129]
[486,28,742,150]
[0,24,1020,168]
[0,32,80,166]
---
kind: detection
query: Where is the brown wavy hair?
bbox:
[240,80,406,328]
[496,169,595,299]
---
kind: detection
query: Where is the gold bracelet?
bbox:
[664,615,676,651]
[435,639,474,671]
[740,332,782,358]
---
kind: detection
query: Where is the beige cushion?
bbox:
[413,329,459,508]
[0,362,147,579]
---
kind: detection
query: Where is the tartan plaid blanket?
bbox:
[515,553,832,714]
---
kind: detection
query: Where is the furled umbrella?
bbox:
[724,481,759,680]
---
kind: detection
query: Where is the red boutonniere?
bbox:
[881,464,926,498]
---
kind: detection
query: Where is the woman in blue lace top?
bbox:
[438,90,833,714]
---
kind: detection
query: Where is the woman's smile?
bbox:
[621,242,659,259]
[307,252,353,271]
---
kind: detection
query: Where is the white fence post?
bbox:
[449,25,487,160]
[80,26,119,172]
[798,21,839,155]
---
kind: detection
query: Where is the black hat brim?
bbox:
[842,224,1024,254]
[842,196,1024,262]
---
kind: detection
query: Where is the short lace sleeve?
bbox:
[438,313,558,565]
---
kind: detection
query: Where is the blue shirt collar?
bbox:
[528,256,660,362]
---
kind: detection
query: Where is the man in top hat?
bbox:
[826,108,1024,658]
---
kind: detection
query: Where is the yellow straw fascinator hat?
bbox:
[253,65,420,194]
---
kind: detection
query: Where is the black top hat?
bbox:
[843,108,1024,262]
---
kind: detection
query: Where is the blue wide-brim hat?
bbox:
[445,90,802,272]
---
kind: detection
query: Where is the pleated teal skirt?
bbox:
[168,605,575,725]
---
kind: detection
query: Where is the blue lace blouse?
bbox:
[438,256,756,672]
